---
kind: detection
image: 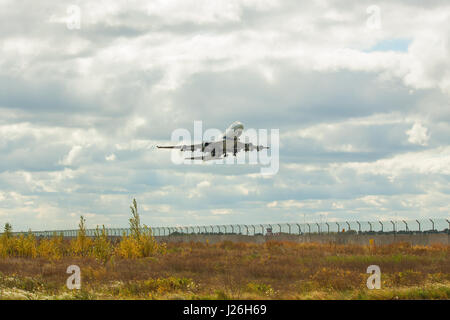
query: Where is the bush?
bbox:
[38,233,66,260]
[91,225,113,264]
[70,216,93,257]
[115,199,166,259]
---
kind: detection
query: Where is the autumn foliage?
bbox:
[0,199,165,263]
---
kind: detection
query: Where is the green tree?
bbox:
[4,223,12,238]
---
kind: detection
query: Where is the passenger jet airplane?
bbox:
[157,121,269,161]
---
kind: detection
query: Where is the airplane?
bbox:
[157,121,269,161]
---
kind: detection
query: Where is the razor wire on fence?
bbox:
[2,218,449,238]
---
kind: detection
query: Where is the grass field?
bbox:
[0,240,449,300]
[1,202,448,300]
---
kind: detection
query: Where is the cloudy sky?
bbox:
[1,0,449,231]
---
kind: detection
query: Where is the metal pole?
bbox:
[252,225,256,235]
[325,222,329,234]
[402,220,408,232]
[336,222,340,233]
[278,224,282,234]
[346,221,350,231]
[429,219,435,231]
[244,225,249,235]
[391,221,395,233]
[357,221,361,233]
[231,225,234,234]
[416,220,421,232]
[287,224,291,234]
[296,223,301,234]
[307,223,311,234]
[368,222,373,232]
[316,223,320,234]
[379,221,383,232]
[260,224,264,235]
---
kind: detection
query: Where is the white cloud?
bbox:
[105,153,116,161]
[197,180,211,188]
[60,145,83,166]
[406,122,430,146]
[211,208,232,215]
[1,0,450,231]
[337,146,450,178]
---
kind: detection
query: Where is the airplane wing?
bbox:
[157,143,205,152]
[157,141,222,152]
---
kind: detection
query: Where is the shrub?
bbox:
[116,199,166,259]
[91,225,113,264]
[14,232,37,258]
[70,216,93,257]
[38,233,66,260]
[310,267,364,291]
[245,282,275,296]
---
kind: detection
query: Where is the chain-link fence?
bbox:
[3,218,449,238]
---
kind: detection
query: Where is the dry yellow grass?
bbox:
[0,240,448,300]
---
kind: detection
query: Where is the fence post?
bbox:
[379,221,383,232]
[287,224,291,234]
[260,224,264,235]
[446,219,449,234]
[402,220,409,232]
[390,221,395,233]
[429,219,435,231]
[307,223,311,234]
[325,222,329,234]
[244,225,249,235]
[296,223,301,234]
[316,223,320,234]
[416,220,421,232]
[346,221,350,231]
[336,222,340,233]
[237,225,241,234]
[278,224,282,234]
[357,221,361,233]
[252,225,256,235]
[368,222,373,232]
